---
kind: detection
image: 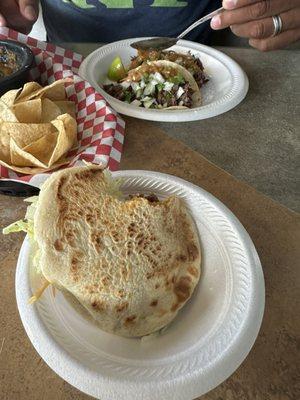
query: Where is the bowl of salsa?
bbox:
[0,40,34,95]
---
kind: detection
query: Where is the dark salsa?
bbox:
[0,46,19,79]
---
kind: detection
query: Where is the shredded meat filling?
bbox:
[104,82,194,108]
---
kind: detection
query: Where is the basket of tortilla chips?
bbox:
[0,28,125,182]
[0,79,77,174]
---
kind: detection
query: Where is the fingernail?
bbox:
[223,0,237,9]
[24,5,37,21]
[211,15,221,29]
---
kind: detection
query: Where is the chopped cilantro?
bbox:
[169,74,185,84]
[156,83,164,92]
[124,90,132,103]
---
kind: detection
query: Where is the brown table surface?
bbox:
[1,118,299,400]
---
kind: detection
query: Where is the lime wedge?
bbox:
[107,56,127,82]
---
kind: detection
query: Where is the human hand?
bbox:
[211,0,300,51]
[0,0,39,35]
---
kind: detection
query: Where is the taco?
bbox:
[129,49,208,90]
[103,60,201,109]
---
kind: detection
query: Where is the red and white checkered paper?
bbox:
[0,28,125,183]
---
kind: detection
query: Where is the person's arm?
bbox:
[211,0,300,51]
[0,0,38,35]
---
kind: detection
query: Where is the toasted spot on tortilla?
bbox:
[188,266,199,278]
[116,302,128,312]
[101,275,111,287]
[174,276,192,303]
[187,243,199,261]
[54,239,64,251]
[91,300,104,311]
[171,302,180,312]
[176,254,187,262]
[124,315,136,325]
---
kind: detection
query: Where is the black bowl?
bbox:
[0,39,34,96]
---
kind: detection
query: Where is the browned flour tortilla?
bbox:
[33,166,201,337]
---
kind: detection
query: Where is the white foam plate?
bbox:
[16,170,264,400]
[78,38,249,122]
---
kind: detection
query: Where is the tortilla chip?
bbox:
[1,122,56,148]
[15,79,72,103]
[49,114,77,166]
[0,122,11,163]
[34,80,67,101]
[0,79,77,174]
[10,137,49,168]
[41,98,62,122]
[0,158,69,175]
[12,99,42,123]
[22,131,58,166]
[54,100,76,119]
[15,82,43,103]
[1,88,22,107]
[0,100,18,122]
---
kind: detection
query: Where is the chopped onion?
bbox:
[143,99,155,108]
[131,99,142,107]
[176,86,185,99]
[131,82,140,92]
[141,96,152,102]
[121,81,131,89]
[152,72,165,83]
[135,89,142,99]
[163,82,174,92]
[144,82,156,96]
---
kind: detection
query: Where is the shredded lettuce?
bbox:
[25,200,38,222]
[24,195,39,203]
[2,195,51,304]
[3,220,32,236]
[2,196,38,240]
[103,169,124,200]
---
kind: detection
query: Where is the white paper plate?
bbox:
[78,38,249,122]
[16,170,264,400]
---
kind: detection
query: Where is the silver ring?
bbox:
[271,15,283,37]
